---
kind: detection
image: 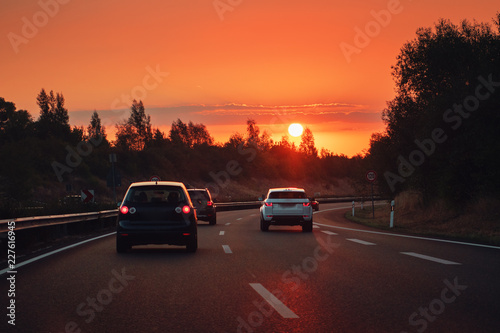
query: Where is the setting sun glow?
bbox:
[288,123,304,137]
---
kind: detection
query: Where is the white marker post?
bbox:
[390,200,395,228]
[352,200,355,217]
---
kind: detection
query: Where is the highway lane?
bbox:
[1,202,499,332]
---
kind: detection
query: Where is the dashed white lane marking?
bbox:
[222,245,232,254]
[401,252,461,265]
[249,283,299,319]
[321,230,337,235]
[225,223,231,225]
[236,218,242,220]
[313,225,320,229]
[347,238,376,246]
[219,231,225,236]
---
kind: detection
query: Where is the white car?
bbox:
[260,188,313,232]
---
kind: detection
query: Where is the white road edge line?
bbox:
[401,252,461,265]
[219,231,225,236]
[225,223,231,226]
[249,283,299,319]
[0,232,116,276]
[321,231,337,235]
[222,245,232,254]
[314,222,500,250]
[347,238,376,246]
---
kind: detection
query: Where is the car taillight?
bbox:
[265,202,273,206]
[120,206,129,214]
[303,202,311,207]
[207,201,213,207]
[182,205,191,214]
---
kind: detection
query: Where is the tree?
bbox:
[87,110,107,145]
[0,97,33,142]
[115,100,152,150]
[35,88,70,139]
[245,118,272,150]
[299,127,318,157]
[169,119,214,148]
[370,15,500,203]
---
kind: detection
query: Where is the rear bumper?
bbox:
[117,230,196,246]
[117,220,196,246]
[262,215,312,225]
[196,210,216,221]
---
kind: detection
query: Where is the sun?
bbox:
[288,123,304,137]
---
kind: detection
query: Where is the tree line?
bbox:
[0,93,364,216]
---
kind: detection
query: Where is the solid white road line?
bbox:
[313,225,320,229]
[249,283,299,319]
[347,238,376,246]
[222,245,232,254]
[219,231,225,236]
[401,252,461,265]
[321,231,338,235]
[313,222,500,250]
[0,232,116,276]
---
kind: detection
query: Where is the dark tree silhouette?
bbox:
[299,127,318,157]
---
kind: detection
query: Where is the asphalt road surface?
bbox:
[1,202,499,333]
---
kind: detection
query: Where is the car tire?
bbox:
[116,238,130,253]
[186,234,198,253]
[302,221,313,233]
[209,215,217,225]
[260,217,269,232]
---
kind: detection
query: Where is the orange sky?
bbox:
[2,0,498,156]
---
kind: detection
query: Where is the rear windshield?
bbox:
[268,191,306,199]
[188,190,210,201]
[124,186,186,204]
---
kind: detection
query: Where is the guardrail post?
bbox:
[390,200,395,228]
[352,200,355,217]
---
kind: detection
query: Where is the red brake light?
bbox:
[207,201,213,207]
[303,202,310,207]
[265,202,273,207]
[182,205,191,214]
[120,206,129,214]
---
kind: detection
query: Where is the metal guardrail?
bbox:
[0,197,368,233]
[0,209,118,233]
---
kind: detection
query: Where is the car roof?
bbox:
[268,187,305,193]
[128,181,186,188]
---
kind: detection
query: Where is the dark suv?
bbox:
[187,188,217,225]
[116,181,198,252]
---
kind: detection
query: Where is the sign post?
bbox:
[109,153,117,204]
[366,170,377,219]
[390,200,395,228]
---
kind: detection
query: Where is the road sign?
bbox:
[366,170,377,182]
[81,189,94,203]
[150,175,161,182]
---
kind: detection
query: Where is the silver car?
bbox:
[259,188,313,232]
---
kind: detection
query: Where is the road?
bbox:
[1,202,499,333]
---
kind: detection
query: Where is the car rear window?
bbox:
[268,191,306,199]
[188,190,210,201]
[125,186,186,204]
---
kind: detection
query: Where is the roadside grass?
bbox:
[345,194,500,246]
